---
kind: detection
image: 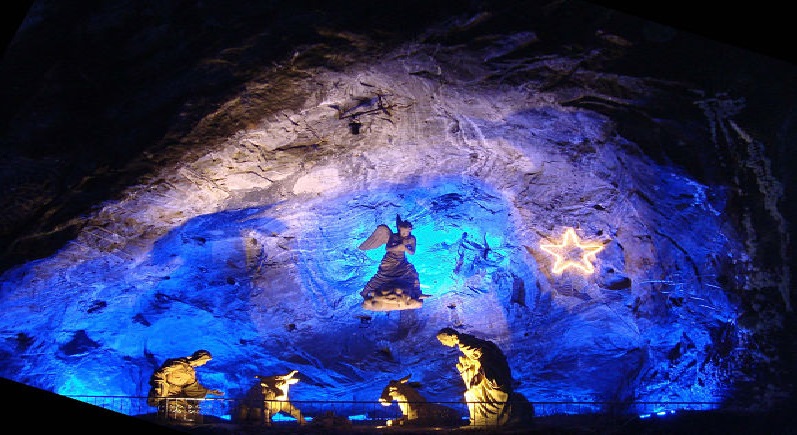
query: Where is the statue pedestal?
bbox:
[362,289,425,312]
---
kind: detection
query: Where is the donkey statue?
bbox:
[379,374,461,427]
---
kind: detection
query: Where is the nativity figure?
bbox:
[146,349,224,423]
[235,369,306,426]
[436,328,534,426]
[358,214,428,311]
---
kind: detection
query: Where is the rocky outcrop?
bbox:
[0,0,793,417]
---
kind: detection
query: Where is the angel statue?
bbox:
[358,215,428,311]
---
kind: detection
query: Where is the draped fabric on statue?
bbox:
[361,249,421,299]
[456,337,513,426]
[358,220,424,311]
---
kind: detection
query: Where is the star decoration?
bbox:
[539,227,605,274]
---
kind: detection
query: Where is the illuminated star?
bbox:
[539,227,605,274]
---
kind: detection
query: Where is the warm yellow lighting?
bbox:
[539,227,604,274]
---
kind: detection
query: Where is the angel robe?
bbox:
[359,224,423,310]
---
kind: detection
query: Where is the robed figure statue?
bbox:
[358,215,428,311]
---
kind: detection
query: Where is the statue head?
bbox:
[396,214,413,230]
[436,327,459,347]
[189,349,213,365]
[192,349,212,359]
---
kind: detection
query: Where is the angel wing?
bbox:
[358,224,391,250]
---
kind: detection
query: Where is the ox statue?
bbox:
[379,374,461,427]
[234,370,306,426]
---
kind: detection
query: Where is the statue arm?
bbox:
[456,356,480,387]
[152,379,168,397]
[386,235,416,254]
[183,380,223,397]
[206,385,224,396]
[404,235,416,255]
[151,369,166,385]
[150,364,174,397]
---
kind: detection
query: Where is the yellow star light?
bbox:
[540,227,605,274]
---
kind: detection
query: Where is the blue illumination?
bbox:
[639,409,677,419]
[58,375,106,397]
[0,159,743,409]
[297,178,518,300]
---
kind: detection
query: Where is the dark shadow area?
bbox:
[4,372,795,434]
[2,0,794,276]
[0,2,794,430]
[588,0,795,65]
[0,0,478,274]
[1,377,186,434]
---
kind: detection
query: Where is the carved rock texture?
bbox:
[0,0,794,420]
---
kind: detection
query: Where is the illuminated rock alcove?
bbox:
[0,0,793,426]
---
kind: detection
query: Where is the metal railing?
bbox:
[66,395,725,429]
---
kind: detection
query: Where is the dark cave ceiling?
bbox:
[0,0,795,431]
[1,0,795,274]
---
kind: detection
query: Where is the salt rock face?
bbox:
[0,0,792,419]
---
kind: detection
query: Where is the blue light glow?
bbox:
[297,178,517,300]
[639,409,677,419]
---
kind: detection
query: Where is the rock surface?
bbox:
[0,0,794,424]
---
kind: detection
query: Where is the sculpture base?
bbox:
[362,292,427,312]
[157,400,202,423]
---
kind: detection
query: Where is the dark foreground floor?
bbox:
[5,378,795,434]
[145,410,797,435]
